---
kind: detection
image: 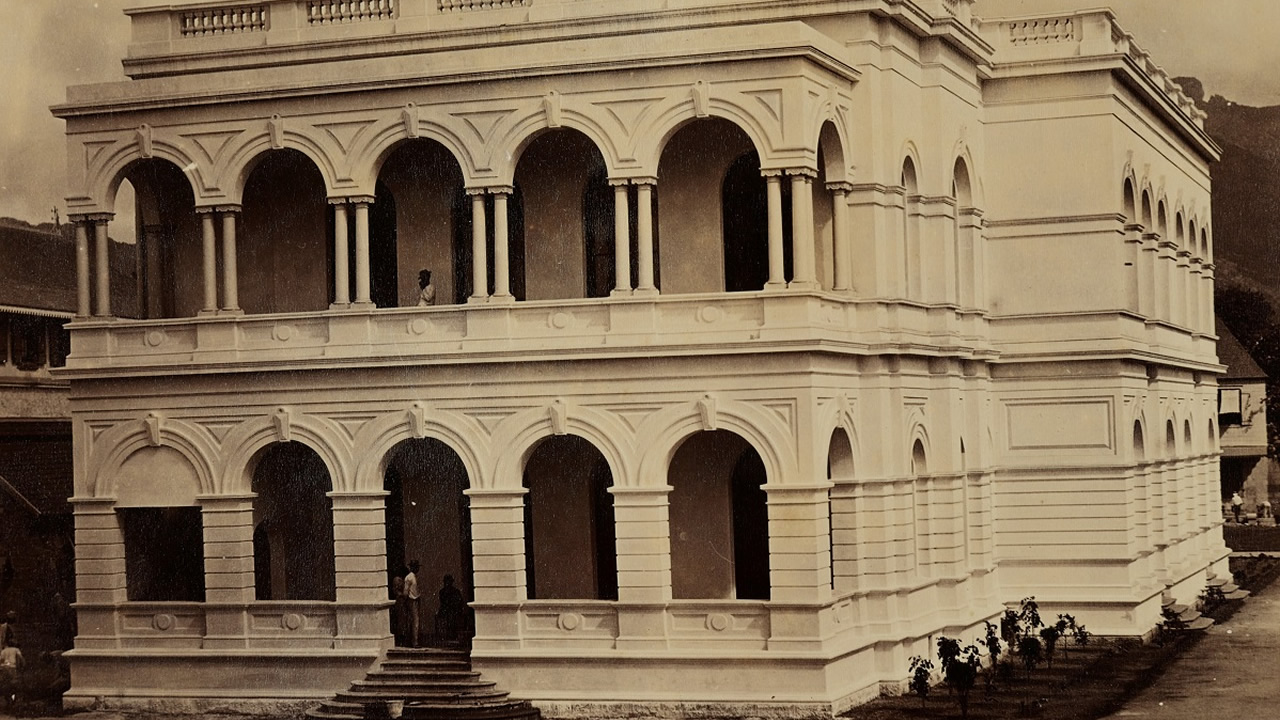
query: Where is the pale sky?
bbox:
[0,0,1275,228]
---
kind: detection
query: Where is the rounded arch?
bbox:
[92,148,203,217]
[1189,218,1200,257]
[1122,176,1137,224]
[639,97,773,175]
[953,155,974,207]
[817,118,850,184]
[1175,209,1186,247]
[223,131,341,204]
[828,427,856,482]
[353,117,478,192]
[491,404,636,492]
[220,412,354,495]
[1140,187,1154,230]
[1202,226,1211,261]
[88,417,220,499]
[1183,417,1194,454]
[352,408,489,493]
[1207,417,1217,453]
[910,436,929,476]
[496,106,625,187]
[1133,418,1146,462]
[814,399,861,477]
[636,398,799,490]
[1156,196,1169,238]
[900,143,922,194]
[1164,418,1177,459]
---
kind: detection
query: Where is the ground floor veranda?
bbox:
[63,351,1229,717]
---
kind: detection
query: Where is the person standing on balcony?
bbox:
[417,270,435,306]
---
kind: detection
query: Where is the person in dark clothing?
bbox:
[435,575,466,643]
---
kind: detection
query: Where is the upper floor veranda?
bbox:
[50,1,1220,378]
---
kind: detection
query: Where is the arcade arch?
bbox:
[668,430,770,600]
[116,446,205,602]
[240,150,331,314]
[251,441,336,601]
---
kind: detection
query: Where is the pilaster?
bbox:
[610,486,672,649]
[200,494,256,647]
[72,497,126,649]
[466,488,527,651]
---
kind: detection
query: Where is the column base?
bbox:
[198,308,219,317]
[609,288,634,298]
[763,281,787,292]
[218,307,245,316]
[787,280,821,291]
[467,295,491,305]
[348,301,376,310]
[632,287,659,298]
[328,302,354,311]
[489,293,516,304]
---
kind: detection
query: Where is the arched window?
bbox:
[116,447,205,602]
[828,428,855,591]
[902,158,920,299]
[910,438,930,577]
[668,430,769,600]
[952,157,974,307]
[112,159,199,319]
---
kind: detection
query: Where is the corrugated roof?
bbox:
[1217,319,1268,381]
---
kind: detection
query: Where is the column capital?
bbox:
[464,187,490,197]
[825,181,855,194]
[630,176,658,187]
[786,167,818,180]
[213,204,242,214]
[607,178,631,188]
[71,212,114,223]
[760,168,786,179]
[488,185,515,196]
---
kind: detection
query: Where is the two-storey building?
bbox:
[52,1,1226,716]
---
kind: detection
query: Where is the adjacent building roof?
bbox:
[1217,318,1268,381]
[0,220,76,314]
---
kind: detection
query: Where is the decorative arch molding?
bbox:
[490,402,637,492]
[906,419,932,477]
[87,415,220,499]
[348,116,479,193]
[220,410,353,494]
[221,128,343,204]
[82,139,207,215]
[813,395,861,479]
[490,99,628,186]
[898,141,923,193]
[949,140,983,209]
[350,405,490,493]
[810,97,853,184]
[636,91,780,175]
[635,396,798,490]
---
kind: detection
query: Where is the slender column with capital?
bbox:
[765,172,785,289]
[354,199,372,306]
[635,180,657,295]
[829,182,852,292]
[199,210,217,314]
[93,216,111,317]
[332,201,350,306]
[74,220,90,317]
[789,170,818,289]
[469,191,488,302]
[219,207,240,312]
[611,181,632,295]
[493,189,512,301]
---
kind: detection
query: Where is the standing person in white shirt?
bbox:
[404,561,421,647]
[417,270,435,307]
[0,640,22,708]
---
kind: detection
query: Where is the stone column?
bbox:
[1124,224,1143,315]
[200,494,257,648]
[492,188,513,302]
[71,497,127,648]
[468,190,489,302]
[353,198,373,307]
[789,170,818,289]
[330,491,392,649]
[828,182,853,292]
[197,210,218,314]
[92,215,112,317]
[1202,264,1215,330]
[466,489,527,651]
[610,180,632,296]
[1174,250,1191,327]
[610,486,671,649]
[764,171,785,289]
[1189,259,1203,334]
[635,179,657,296]
[219,206,241,312]
[73,219,91,317]
[331,200,351,307]
[1158,238,1177,323]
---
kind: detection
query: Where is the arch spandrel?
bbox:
[636,88,782,175]
[351,407,490,493]
[492,100,627,187]
[82,136,207,215]
[812,397,860,478]
[350,116,479,193]
[635,398,799,490]
[490,404,636,492]
[220,411,353,495]
[221,127,345,205]
[87,417,220,500]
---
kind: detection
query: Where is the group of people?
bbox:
[392,561,470,647]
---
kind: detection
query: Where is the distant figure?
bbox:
[418,270,436,306]
[52,593,75,651]
[404,561,421,647]
[0,640,22,707]
[0,611,16,649]
[390,576,407,647]
[436,575,466,643]
[1231,492,1245,523]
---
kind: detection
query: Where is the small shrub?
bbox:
[1039,624,1063,669]
[1001,608,1021,645]
[937,636,983,720]
[1017,635,1043,677]
[908,655,934,707]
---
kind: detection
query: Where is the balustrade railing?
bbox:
[437,0,531,11]
[180,5,270,36]
[1007,16,1074,45]
[307,0,397,25]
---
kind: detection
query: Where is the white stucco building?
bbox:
[52,0,1226,717]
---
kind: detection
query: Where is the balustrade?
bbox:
[180,5,269,36]
[308,0,397,24]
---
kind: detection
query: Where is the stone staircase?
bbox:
[306,648,541,720]
[1161,593,1213,632]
